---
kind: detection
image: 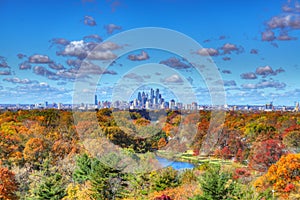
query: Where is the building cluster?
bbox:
[92,99,300,112]
[0,102,69,110]
[94,88,198,111]
[130,88,183,110]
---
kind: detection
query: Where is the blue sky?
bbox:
[1,0,300,105]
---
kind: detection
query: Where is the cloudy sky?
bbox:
[1,0,300,105]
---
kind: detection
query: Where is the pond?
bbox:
[156,156,195,170]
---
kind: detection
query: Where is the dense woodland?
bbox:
[0,108,299,199]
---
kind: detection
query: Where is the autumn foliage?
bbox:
[23,138,46,163]
[249,139,286,172]
[154,194,171,200]
[0,109,299,199]
[0,167,18,200]
[254,153,300,198]
[232,167,251,182]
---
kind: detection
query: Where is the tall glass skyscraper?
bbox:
[95,95,98,105]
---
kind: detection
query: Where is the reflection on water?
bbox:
[156,156,194,170]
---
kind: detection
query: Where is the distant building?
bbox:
[176,102,183,109]
[265,102,274,111]
[169,99,175,109]
[186,104,191,110]
[95,95,98,105]
[138,92,142,102]
[145,101,150,109]
[294,102,299,112]
[133,99,138,107]
[282,106,287,111]
[191,102,198,110]
[102,101,110,108]
[164,102,169,109]
[112,100,120,108]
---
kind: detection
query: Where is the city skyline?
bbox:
[2,86,297,112]
[108,87,183,110]
[1,0,300,105]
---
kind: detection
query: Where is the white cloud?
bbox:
[162,74,183,83]
[197,48,219,56]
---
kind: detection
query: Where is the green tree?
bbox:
[89,159,128,200]
[72,154,128,199]
[30,173,66,200]
[26,159,66,200]
[191,164,273,200]
[150,167,179,192]
[244,123,276,142]
[72,153,92,183]
[127,172,151,197]
[190,164,245,200]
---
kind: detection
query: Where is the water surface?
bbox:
[156,156,194,170]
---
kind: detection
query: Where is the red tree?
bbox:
[235,148,244,163]
[155,194,172,200]
[249,139,286,172]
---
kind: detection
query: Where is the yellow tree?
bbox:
[63,182,93,200]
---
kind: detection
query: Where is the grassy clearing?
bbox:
[157,150,236,166]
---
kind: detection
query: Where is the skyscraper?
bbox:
[138,92,142,102]
[142,91,146,106]
[155,88,159,104]
[133,88,171,109]
[150,88,154,103]
[95,95,98,105]
[155,88,159,98]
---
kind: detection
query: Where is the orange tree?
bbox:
[0,121,28,166]
[23,138,48,168]
[0,167,18,200]
[254,153,300,198]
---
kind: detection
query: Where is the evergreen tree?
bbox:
[151,167,179,192]
[189,164,268,200]
[25,157,66,200]
[89,159,128,200]
[31,173,66,200]
[72,154,128,199]
[190,164,237,200]
[72,153,92,183]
